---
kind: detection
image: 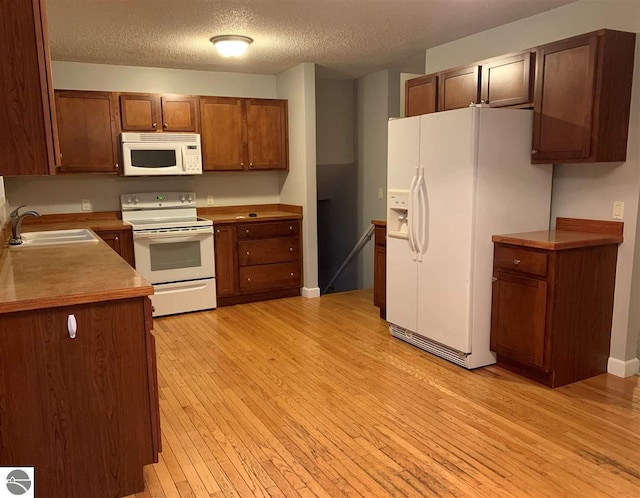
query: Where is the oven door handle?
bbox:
[133,229,212,241]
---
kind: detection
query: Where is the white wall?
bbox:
[277,63,319,296]
[425,0,640,373]
[52,61,277,96]
[356,69,400,289]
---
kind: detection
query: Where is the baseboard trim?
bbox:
[607,357,640,377]
[301,287,320,298]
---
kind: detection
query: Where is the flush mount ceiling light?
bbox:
[210,35,254,57]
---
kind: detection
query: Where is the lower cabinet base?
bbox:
[217,287,301,307]
[496,355,555,387]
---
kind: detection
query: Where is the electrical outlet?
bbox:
[207,195,214,206]
[378,188,384,199]
[612,201,624,220]
[81,198,91,212]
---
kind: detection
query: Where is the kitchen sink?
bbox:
[14,229,100,247]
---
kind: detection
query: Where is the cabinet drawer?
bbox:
[237,220,300,239]
[494,245,548,276]
[238,237,300,266]
[239,261,302,293]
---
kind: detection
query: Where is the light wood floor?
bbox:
[128,290,640,498]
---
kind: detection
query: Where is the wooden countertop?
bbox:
[492,230,623,250]
[20,211,131,232]
[0,234,152,315]
[371,219,386,227]
[198,204,303,223]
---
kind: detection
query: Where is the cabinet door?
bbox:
[161,95,198,132]
[200,97,245,171]
[532,34,598,162]
[120,93,162,132]
[214,224,239,296]
[246,99,289,170]
[55,90,120,173]
[0,299,153,497]
[95,228,135,267]
[481,52,534,107]
[438,65,481,111]
[490,271,548,368]
[405,74,438,117]
[0,0,57,175]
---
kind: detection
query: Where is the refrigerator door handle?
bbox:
[408,171,419,259]
[418,172,428,258]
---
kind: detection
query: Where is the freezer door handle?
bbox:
[408,171,419,259]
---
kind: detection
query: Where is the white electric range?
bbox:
[121,192,216,317]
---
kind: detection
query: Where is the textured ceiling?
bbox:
[46,0,576,79]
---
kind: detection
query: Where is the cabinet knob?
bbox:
[247,277,251,282]
[67,314,77,339]
[492,277,498,283]
[163,123,168,128]
[245,229,250,233]
[152,122,157,128]
[289,247,293,252]
[513,259,521,266]
[289,226,293,231]
[114,163,119,169]
[241,162,244,166]
[246,251,250,255]
[115,236,119,241]
[216,229,220,233]
[531,149,538,155]
[290,272,294,277]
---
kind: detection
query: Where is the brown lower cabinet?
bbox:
[215,218,303,306]
[0,297,159,497]
[94,227,135,267]
[490,222,622,387]
[372,221,386,319]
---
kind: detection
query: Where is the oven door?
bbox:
[122,142,183,176]
[133,227,215,284]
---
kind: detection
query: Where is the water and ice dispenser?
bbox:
[387,190,410,238]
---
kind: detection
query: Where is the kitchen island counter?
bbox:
[0,234,152,314]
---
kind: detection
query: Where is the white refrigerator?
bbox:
[386,107,552,369]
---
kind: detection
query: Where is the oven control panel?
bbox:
[121,192,197,210]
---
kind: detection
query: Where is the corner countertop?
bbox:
[197,204,303,223]
[371,219,386,227]
[492,230,623,250]
[0,234,152,315]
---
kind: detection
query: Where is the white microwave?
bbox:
[121,133,203,176]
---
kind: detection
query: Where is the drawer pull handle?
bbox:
[67,314,77,339]
[245,229,250,233]
[513,259,521,266]
[289,247,293,252]
[492,277,498,283]
[246,251,250,255]
[290,272,294,276]
[289,226,293,230]
[247,277,251,282]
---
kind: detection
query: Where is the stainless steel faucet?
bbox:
[9,205,41,245]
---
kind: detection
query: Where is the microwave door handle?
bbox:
[181,146,187,172]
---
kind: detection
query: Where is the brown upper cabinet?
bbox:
[405,74,438,117]
[200,97,289,171]
[532,30,636,163]
[120,93,198,132]
[0,0,58,176]
[439,64,481,111]
[481,51,534,108]
[55,90,121,173]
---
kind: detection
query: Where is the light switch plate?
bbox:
[81,198,91,211]
[207,195,214,206]
[613,201,624,220]
[378,188,384,199]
